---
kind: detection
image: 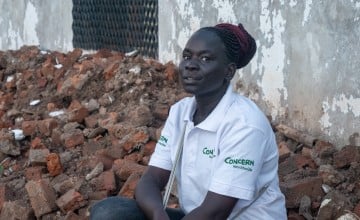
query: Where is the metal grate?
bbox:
[72,0,158,58]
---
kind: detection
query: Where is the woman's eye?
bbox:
[183,55,190,60]
[201,56,210,62]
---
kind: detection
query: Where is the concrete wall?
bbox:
[158,0,360,148]
[0,0,73,52]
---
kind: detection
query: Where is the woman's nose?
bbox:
[185,59,199,71]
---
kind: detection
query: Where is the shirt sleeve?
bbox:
[208,124,269,200]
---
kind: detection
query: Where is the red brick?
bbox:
[142,141,156,156]
[55,189,87,213]
[141,155,151,165]
[29,148,50,165]
[61,129,85,148]
[21,120,38,136]
[51,128,63,147]
[318,164,345,187]
[124,152,142,163]
[51,175,78,195]
[98,112,119,129]
[164,61,177,81]
[313,140,336,159]
[84,114,99,128]
[47,102,57,112]
[107,122,133,139]
[334,145,360,168]
[293,154,317,169]
[120,127,149,152]
[30,137,46,149]
[67,100,89,123]
[37,118,58,136]
[25,166,45,181]
[104,138,127,159]
[278,156,298,177]
[95,151,114,170]
[280,176,324,208]
[278,141,291,162]
[0,200,34,220]
[103,61,120,80]
[88,190,108,201]
[46,153,63,176]
[119,172,142,198]
[112,159,146,181]
[25,180,57,218]
[92,170,116,194]
[128,105,152,127]
[153,104,169,121]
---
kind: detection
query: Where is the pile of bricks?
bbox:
[0,46,359,219]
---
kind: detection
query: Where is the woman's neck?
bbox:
[193,85,228,125]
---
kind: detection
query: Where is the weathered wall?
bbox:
[0,0,73,52]
[158,0,360,148]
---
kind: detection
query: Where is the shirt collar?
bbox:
[183,85,235,132]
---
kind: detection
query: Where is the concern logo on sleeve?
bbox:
[224,157,255,171]
[158,135,168,147]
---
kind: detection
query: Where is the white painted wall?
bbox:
[0,0,73,52]
[158,0,360,148]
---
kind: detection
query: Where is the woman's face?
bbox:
[179,30,233,97]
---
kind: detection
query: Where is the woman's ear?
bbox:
[225,63,237,81]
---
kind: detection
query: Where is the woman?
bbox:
[90,23,286,220]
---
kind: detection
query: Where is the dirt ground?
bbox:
[0,46,359,220]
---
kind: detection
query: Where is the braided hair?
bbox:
[200,23,257,69]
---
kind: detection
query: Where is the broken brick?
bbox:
[46,153,63,176]
[56,189,87,213]
[0,200,34,220]
[91,170,116,194]
[61,129,85,148]
[333,145,360,168]
[112,159,146,181]
[119,172,142,198]
[37,118,58,136]
[142,140,156,157]
[25,166,45,181]
[25,180,57,218]
[30,136,46,149]
[28,148,50,165]
[21,120,38,136]
[120,127,149,152]
[280,176,324,208]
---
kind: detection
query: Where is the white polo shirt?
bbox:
[149,85,286,219]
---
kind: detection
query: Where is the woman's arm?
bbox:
[182,191,238,220]
[135,165,171,220]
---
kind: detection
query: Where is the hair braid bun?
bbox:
[214,23,257,69]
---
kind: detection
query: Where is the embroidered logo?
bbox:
[224,157,254,171]
[158,135,168,147]
[202,147,216,158]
